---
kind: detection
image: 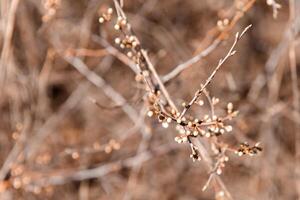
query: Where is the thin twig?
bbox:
[178,25,252,119]
[92,35,139,74]
[162,39,221,83]
[142,50,178,112]
[192,138,233,200]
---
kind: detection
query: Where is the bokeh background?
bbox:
[0,0,299,199]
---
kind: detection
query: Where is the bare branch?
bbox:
[162,39,221,83]
[178,25,252,119]
[27,143,179,187]
[64,55,141,122]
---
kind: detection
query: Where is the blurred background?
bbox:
[0,0,299,199]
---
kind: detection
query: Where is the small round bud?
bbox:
[132,41,138,47]
[171,109,176,115]
[142,70,149,77]
[212,97,219,105]
[114,24,120,30]
[167,117,172,123]
[200,129,206,136]
[129,36,135,42]
[127,51,133,58]
[121,19,127,26]
[147,111,153,117]
[99,17,105,23]
[225,125,233,132]
[107,8,113,14]
[217,20,223,27]
[193,131,198,136]
[162,122,169,128]
[182,136,188,143]
[115,37,121,44]
[72,152,79,159]
[223,19,229,25]
[197,100,204,106]
[227,102,233,113]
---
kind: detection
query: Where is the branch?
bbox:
[141,50,178,112]
[178,25,252,120]
[27,142,179,187]
[64,56,140,123]
[162,39,221,83]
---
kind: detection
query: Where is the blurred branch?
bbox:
[28,142,179,186]
[192,139,233,200]
[0,0,20,94]
[162,39,220,83]
[289,0,300,197]
[64,55,150,139]
[248,11,300,102]
[92,35,139,74]
[162,0,257,83]
[66,48,108,57]
[64,56,140,123]
[0,112,31,181]
[25,83,90,160]
[0,82,90,184]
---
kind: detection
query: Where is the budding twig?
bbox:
[178,24,252,120]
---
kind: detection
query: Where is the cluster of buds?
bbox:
[114,16,130,31]
[217,18,229,31]
[65,139,121,156]
[99,8,113,23]
[146,93,162,117]
[146,94,240,163]
[266,0,281,18]
[174,135,188,143]
[146,92,177,129]
[105,15,153,76]
[11,123,23,140]
[115,35,140,50]
[235,142,262,156]
[174,113,235,141]
[42,0,61,22]
[104,139,121,153]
